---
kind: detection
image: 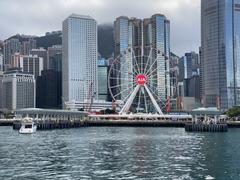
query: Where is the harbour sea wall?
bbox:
[1,118,240,130]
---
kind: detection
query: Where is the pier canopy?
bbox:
[191,107,222,115]
[191,107,223,123]
[14,108,88,120]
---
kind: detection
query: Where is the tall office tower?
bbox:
[98,58,108,101]
[21,38,36,55]
[169,53,179,98]
[62,14,98,105]
[2,69,35,110]
[114,14,170,102]
[30,48,48,70]
[47,45,62,71]
[0,53,3,72]
[21,55,44,78]
[0,72,3,109]
[201,0,240,109]
[199,47,203,101]
[10,53,22,69]
[3,38,21,70]
[10,53,43,78]
[36,70,62,109]
[178,52,200,82]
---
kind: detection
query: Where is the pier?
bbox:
[13,119,87,130]
[185,123,228,132]
[0,119,14,126]
[0,107,239,130]
[186,107,228,132]
[12,108,88,130]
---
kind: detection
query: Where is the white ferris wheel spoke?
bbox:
[120,85,140,114]
[137,90,142,113]
[113,84,135,99]
[148,84,166,107]
[146,66,158,77]
[110,66,136,76]
[144,55,160,76]
[143,87,148,113]
[110,81,134,89]
[143,48,153,74]
[131,48,141,74]
[144,84,163,115]
[121,90,134,104]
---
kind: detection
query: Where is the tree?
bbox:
[226,106,240,117]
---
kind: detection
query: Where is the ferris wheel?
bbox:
[108,47,169,114]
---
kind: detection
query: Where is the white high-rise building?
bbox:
[0,53,3,72]
[10,53,43,79]
[62,14,98,107]
[2,70,35,110]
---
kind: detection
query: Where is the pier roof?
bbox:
[14,108,88,116]
[191,107,222,115]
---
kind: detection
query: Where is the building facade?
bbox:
[21,55,44,78]
[36,70,62,109]
[0,53,3,72]
[9,54,43,79]
[98,58,108,101]
[201,0,240,109]
[48,45,62,71]
[179,52,199,82]
[0,72,3,109]
[3,38,21,70]
[21,38,36,55]
[2,70,35,110]
[62,14,98,105]
[30,48,48,70]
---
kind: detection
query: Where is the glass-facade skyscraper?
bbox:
[201,0,240,109]
[62,14,98,104]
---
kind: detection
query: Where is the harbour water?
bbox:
[0,126,240,180]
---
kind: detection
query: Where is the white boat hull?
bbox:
[19,125,37,134]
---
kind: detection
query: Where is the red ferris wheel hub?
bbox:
[136,74,147,85]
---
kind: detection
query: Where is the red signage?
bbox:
[136,74,147,85]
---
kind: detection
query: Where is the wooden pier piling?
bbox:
[185,123,228,132]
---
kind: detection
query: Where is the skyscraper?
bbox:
[30,48,48,70]
[114,14,170,104]
[9,53,43,79]
[2,69,35,110]
[0,72,3,109]
[178,52,200,82]
[36,70,62,109]
[21,38,36,55]
[48,45,62,71]
[0,53,3,72]
[21,55,44,79]
[201,0,240,109]
[62,14,98,105]
[98,58,108,101]
[3,38,21,70]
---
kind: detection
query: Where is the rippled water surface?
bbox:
[1,127,240,179]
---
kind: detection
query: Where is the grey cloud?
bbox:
[0,0,200,56]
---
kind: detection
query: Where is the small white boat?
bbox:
[19,117,37,134]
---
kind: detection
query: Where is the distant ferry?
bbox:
[19,117,37,134]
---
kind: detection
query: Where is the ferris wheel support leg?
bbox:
[144,85,164,115]
[120,85,140,114]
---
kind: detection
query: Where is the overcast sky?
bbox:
[0,0,200,56]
